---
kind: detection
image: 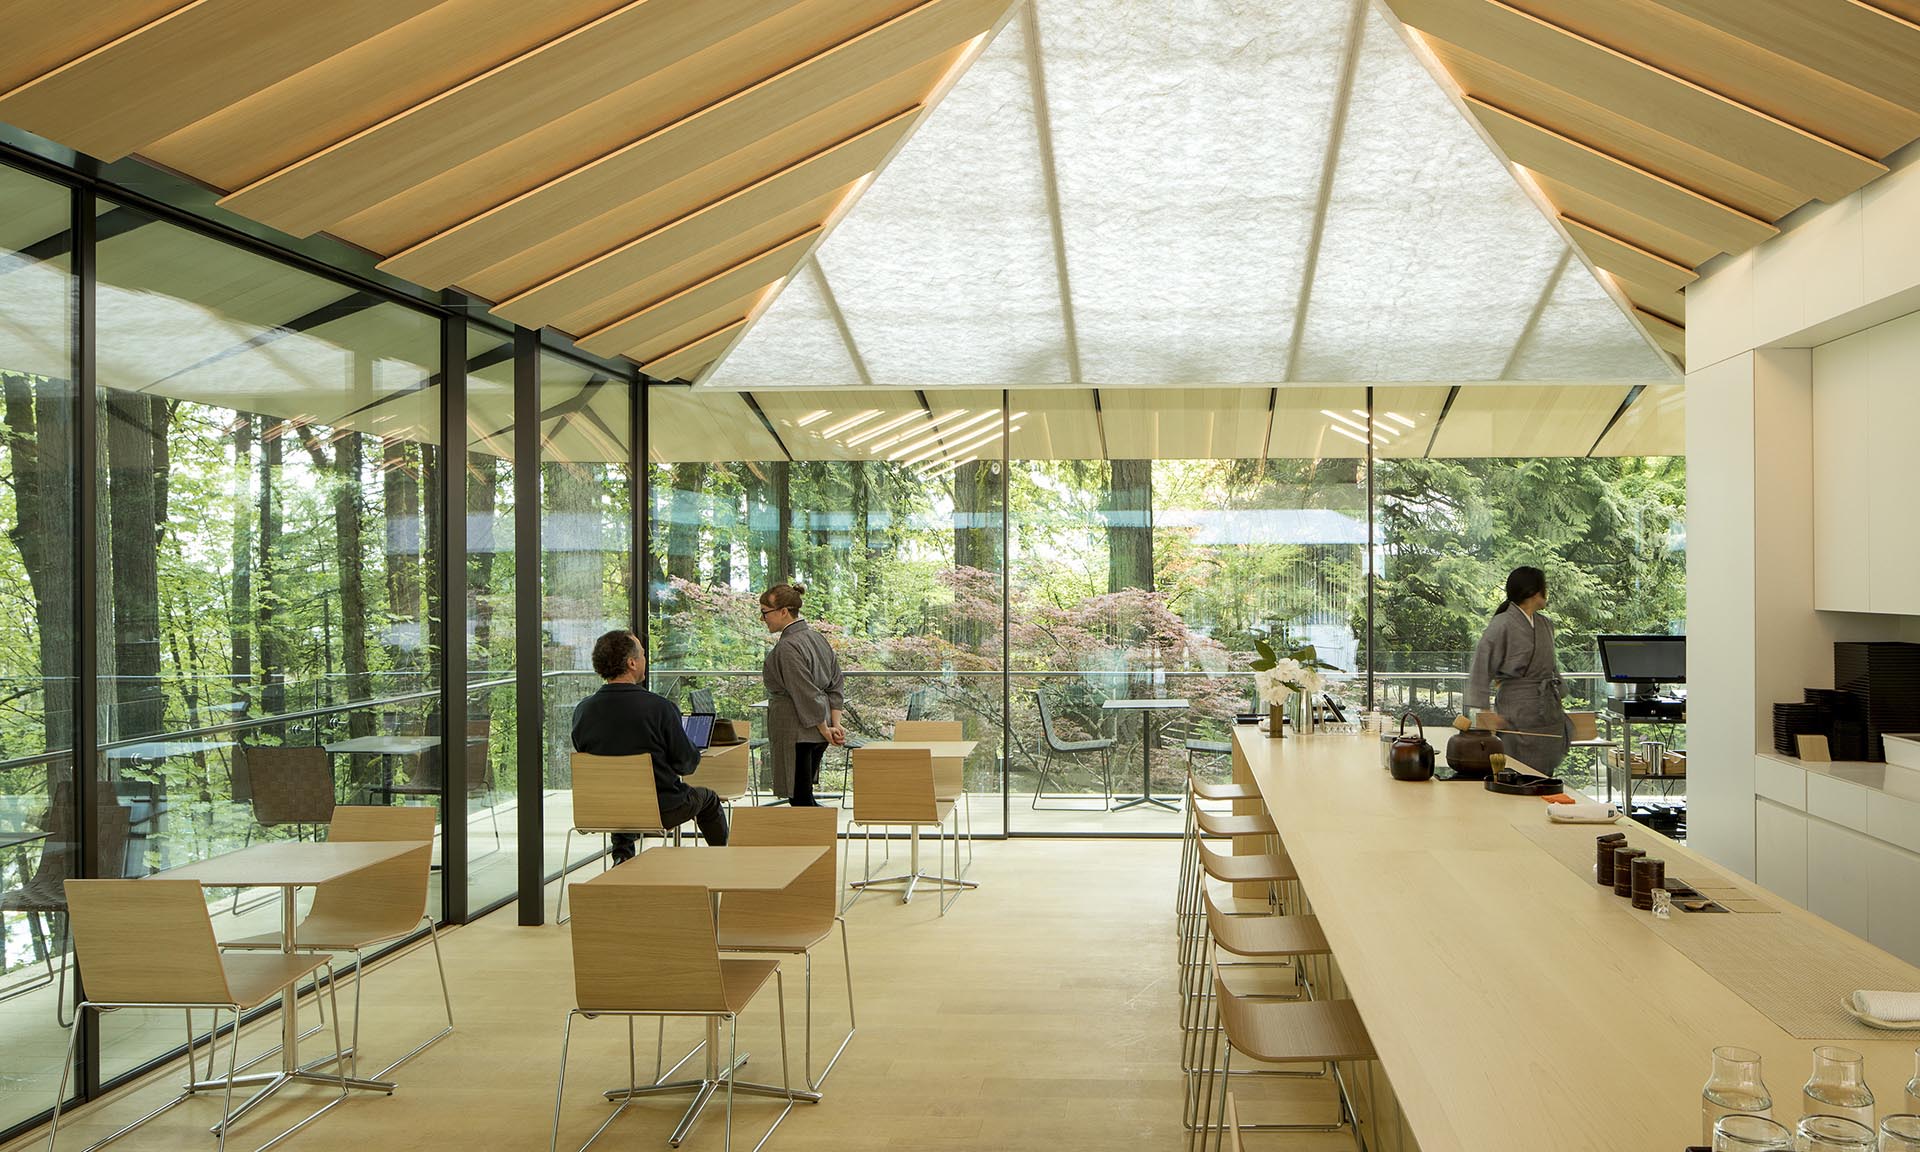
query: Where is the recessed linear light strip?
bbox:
[922,454,978,481]
[907,412,1026,471]
[819,409,881,438]
[908,424,1013,470]
[1329,424,1370,447]
[795,409,831,427]
[1384,411,1415,428]
[843,410,924,447]
[886,410,999,459]
[868,410,955,452]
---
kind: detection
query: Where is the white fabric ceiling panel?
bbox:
[1506,261,1674,381]
[697,263,861,389]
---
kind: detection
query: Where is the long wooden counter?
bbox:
[1233,726,1920,1151]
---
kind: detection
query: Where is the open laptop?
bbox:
[682,712,715,752]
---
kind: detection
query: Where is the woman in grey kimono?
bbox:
[1466,566,1573,774]
[759,583,846,806]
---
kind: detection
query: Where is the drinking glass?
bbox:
[1713,1114,1792,1150]
[1804,1046,1875,1126]
[1706,1046,1776,1142]
[1881,1114,1920,1152]
[1795,1115,1875,1151]
[1906,1048,1919,1116]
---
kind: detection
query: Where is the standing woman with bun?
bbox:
[759,583,846,806]
[1465,565,1573,774]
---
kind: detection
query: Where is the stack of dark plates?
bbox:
[1834,642,1920,761]
[1774,702,1832,757]
[1806,688,1869,760]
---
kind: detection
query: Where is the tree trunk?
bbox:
[544,458,604,663]
[467,455,498,692]
[257,425,284,723]
[317,432,371,737]
[2,372,75,754]
[709,464,733,589]
[1106,458,1154,594]
[666,462,704,584]
[384,439,420,654]
[771,460,792,583]
[950,459,1001,651]
[229,416,253,713]
[105,392,170,740]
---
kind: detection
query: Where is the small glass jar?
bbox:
[1653,887,1674,920]
[1880,1114,1920,1152]
[1802,1046,1875,1127]
[1712,1114,1792,1150]
[1706,1046,1777,1143]
[1793,1114,1875,1150]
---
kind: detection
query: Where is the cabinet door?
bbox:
[1755,798,1808,907]
[1866,839,1920,967]
[1807,818,1873,936]
[1812,333,1872,612]
[1867,313,1920,614]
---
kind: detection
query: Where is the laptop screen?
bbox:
[682,712,715,751]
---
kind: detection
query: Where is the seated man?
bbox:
[570,629,727,861]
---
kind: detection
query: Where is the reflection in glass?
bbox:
[465,327,516,911]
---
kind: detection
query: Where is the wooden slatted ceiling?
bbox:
[1268,388,1370,461]
[1385,0,1920,367]
[0,0,1011,370]
[1428,384,1629,457]
[1100,389,1271,461]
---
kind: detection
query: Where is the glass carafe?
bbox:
[1880,1115,1920,1152]
[1803,1046,1875,1127]
[1793,1114,1875,1150]
[1706,1046,1777,1142]
[1906,1047,1919,1116]
[1713,1114,1792,1150]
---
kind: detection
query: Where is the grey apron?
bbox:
[1469,608,1573,774]
[1494,676,1572,775]
[762,620,829,800]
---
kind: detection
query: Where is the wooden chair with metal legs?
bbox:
[556,753,682,925]
[1176,774,1265,927]
[1180,888,1330,1091]
[1177,811,1285,949]
[692,743,753,824]
[1189,957,1375,1152]
[715,806,856,1091]
[553,883,793,1152]
[48,880,348,1152]
[893,720,973,872]
[221,805,451,1081]
[842,748,971,916]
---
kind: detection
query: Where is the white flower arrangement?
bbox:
[1250,636,1335,708]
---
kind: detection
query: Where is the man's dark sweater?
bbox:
[569,683,699,803]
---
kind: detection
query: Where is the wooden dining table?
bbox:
[151,841,420,1132]
[584,846,829,1144]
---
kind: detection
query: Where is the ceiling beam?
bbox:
[1498,248,1570,379]
[576,228,819,358]
[1587,383,1646,457]
[640,319,747,384]
[1423,386,1461,458]
[1644,0,1920,115]
[809,257,875,388]
[742,392,794,462]
[1561,216,1697,294]
[1019,0,1083,386]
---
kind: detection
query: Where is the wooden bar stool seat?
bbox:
[1189,969,1375,1151]
[1198,842,1294,885]
[1192,809,1276,838]
[1177,774,1271,930]
[1190,779,1261,802]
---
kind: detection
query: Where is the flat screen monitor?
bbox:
[1596,635,1686,684]
[682,712,715,751]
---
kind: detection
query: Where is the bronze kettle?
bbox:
[1388,712,1435,781]
[1445,719,1505,780]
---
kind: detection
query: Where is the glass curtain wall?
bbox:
[0,163,78,1134]
[646,387,1007,833]
[465,327,516,911]
[538,353,633,882]
[91,199,443,1077]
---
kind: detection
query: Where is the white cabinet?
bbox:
[1755,798,1809,907]
[1868,313,1920,614]
[1867,839,1920,966]
[1807,818,1874,936]
[1812,332,1873,612]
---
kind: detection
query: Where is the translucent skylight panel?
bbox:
[1428,384,1629,458]
[1039,0,1347,386]
[1593,382,1684,457]
[1505,263,1675,380]
[702,261,864,389]
[810,20,1069,388]
[1293,11,1565,382]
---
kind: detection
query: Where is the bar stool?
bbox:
[1189,966,1374,1152]
[1177,820,1289,950]
[1176,774,1266,920]
[1180,890,1328,1082]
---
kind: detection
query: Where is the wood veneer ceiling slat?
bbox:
[1634,308,1687,357]
[1642,0,1920,117]
[1528,174,1721,267]
[455,54,951,304]
[1424,36,1805,220]
[1468,99,1777,254]
[376,0,1004,289]
[1562,218,1697,293]
[622,290,775,367]
[0,0,185,95]
[1503,0,1920,156]
[219,0,814,236]
[1387,0,1885,201]
[493,106,919,328]
[1615,278,1686,327]
[640,321,746,383]
[578,230,820,359]
[0,0,444,162]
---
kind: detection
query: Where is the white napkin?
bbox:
[1547,802,1621,824]
[1852,990,1920,1022]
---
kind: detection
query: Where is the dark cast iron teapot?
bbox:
[1388,712,1436,781]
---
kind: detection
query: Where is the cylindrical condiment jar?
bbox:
[1612,847,1646,897]
[1630,856,1665,909]
[1596,833,1627,886]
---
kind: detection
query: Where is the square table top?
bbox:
[855,739,978,760]
[323,735,442,755]
[151,841,421,887]
[1101,697,1191,711]
[583,846,827,891]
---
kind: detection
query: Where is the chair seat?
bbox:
[1209,912,1329,959]
[714,921,833,954]
[1190,779,1261,802]
[1199,847,1296,885]
[573,823,675,835]
[1195,812,1277,838]
[1217,993,1374,1064]
[1185,739,1232,755]
[851,800,954,828]
[1048,737,1114,752]
[222,912,419,953]
[0,873,65,914]
[579,957,778,1016]
[222,952,335,1011]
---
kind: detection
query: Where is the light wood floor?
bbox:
[5,839,1353,1152]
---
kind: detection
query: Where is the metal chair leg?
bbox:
[555,827,575,925]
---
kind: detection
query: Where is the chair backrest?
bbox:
[1033,690,1069,751]
[717,807,835,941]
[1568,711,1599,741]
[308,805,435,935]
[904,687,933,721]
[568,883,727,1013]
[692,744,750,802]
[850,748,938,825]
[893,720,962,741]
[65,879,231,1005]
[570,753,666,833]
[245,746,337,826]
[687,688,715,715]
[466,737,492,796]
